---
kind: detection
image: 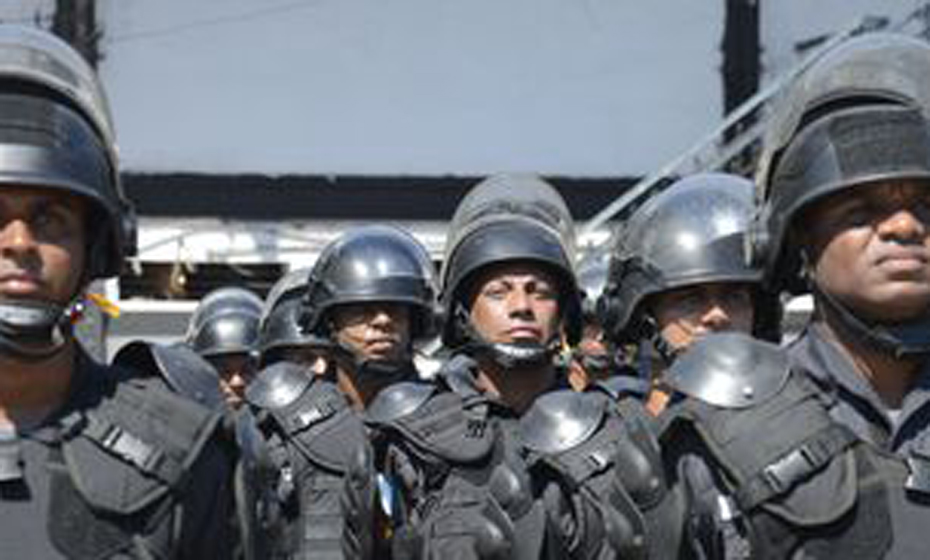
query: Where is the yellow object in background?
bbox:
[87,293,121,319]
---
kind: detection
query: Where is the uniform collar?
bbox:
[794,322,930,440]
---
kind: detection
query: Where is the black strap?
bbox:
[282,391,343,434]
[736,423,857,510]
[60,411,183,484]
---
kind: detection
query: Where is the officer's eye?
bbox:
[722,289,752,308]
[31,205,74,240]
[832,200,872,227]
[679,293,706,310]
[528,282,557,300]
[912,196,930,221]
[482,284,509,300]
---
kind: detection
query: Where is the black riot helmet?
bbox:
[752,32,930,294]
[186,287,263,359]
[0,26,136,360]
[258,268,326,366]
[301,224,438,345]
[440,174,582,367]
[598,173,777,347]
[0,26,134,280]
[751,33,930,357]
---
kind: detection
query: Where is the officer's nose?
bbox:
[700,301,732,331]
[370,307,393,327]
[877,207,926,243]
[508,289,533,317]
[0,219,37,256]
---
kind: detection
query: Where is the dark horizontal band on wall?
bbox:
[123,173,638,221]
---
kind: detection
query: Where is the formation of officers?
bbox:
[3,22,930,560]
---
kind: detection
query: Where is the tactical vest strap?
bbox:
[277,389,344,434]
[82,413,181,481]
[737,423,857,510]
[296,472,345,559]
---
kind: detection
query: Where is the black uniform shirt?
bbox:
[788,322,930,451]
[788,322,930,560]
[0,423,66,559]
[0,353,234,560]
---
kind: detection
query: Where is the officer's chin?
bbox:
[847,283,930,323]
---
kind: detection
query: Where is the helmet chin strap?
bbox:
[813,285,930,359]
[641,315,682,367]
[0,299,73,361]
[331,341,415,386]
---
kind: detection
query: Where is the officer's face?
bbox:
[568,322,615,390]
[651,281,755,352]
[332,303,411,363]
[0,187,86,305]
[468,263,561,346]
[802,180,930,322]
[207,352,257,408]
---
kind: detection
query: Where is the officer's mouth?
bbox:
[0,271,44,297]
[366,338,400,352]
[505,326,544,344]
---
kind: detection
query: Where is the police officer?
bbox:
[186,288,276,559]
[352,175,679,559]
[302,224,438,408]
[246,224,438,558]
[749,32,930,558]
[258,267,326,372]
[0,25,234,558]
[187,286,264,408]
[569,253,643,395]
[598,173,779,414]
[656,33,930,559]
[567,253,618,390]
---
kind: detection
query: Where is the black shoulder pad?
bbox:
[663,349,861,528]
[520,390,606,455]
[113,341,225,411]
[666,332,790,409]
[266,379,366,474]
[60,368,223,516]
[264,378,347,435]
[365,381,435,424]
[245,361,314,410]
[384,390,493,464]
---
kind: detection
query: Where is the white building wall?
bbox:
[97,0,724,178]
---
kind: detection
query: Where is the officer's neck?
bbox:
[0,341,75,428]
[335,364,385,412]
[475,360,555,415]
[817,316,922,409]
